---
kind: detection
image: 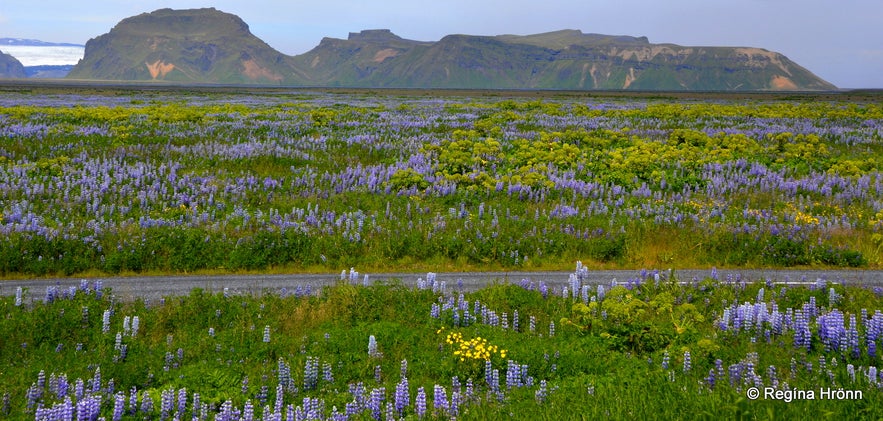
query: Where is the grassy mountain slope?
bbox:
[67,8,836,90]
[0,50,27,78]
[67,8,298,84]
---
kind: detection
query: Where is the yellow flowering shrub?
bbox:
[438,328,507,362]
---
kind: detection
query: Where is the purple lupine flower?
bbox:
[729,363,742,387]
[535,379,548,402]
[278,358,292,391]
[25,383,40,411]
[349,382,366,413]
[768,365,779,389]
[112,392,125,421]
[705,368,716,389]
[303,357,319,390]
[793,310,811,352]
[683,351,692,373]
[193,392,202,420]
[415,387,426,418]
[74,378,84,401]
[849,314,860,359]
[59,396,74,421]
[433,385,448,416]
[506,360,521,389]
[368,387,385,420]
[91,367,101,393]
[263,325,271,343]
[322,362,334,384]
[217,401,235,421]
[368,335,380,358]
[242,400,254,421]
[131,316,140,338]
[128,387,138,416]
[394,377,409,415]
[160,388,175,420]
[374,365,382,384]
[489,368,501,395]
[102,310,111,334]
[662,351,670,370]
[141,391,154,414]
[177,388,187,415]
[273,384,283,416]
[400,359,408,380]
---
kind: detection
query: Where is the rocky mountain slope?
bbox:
[67,8,836,90]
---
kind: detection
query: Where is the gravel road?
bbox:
[4,269,883,303]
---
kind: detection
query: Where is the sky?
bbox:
[1,0,881,88]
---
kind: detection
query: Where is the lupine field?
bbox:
[2,87,883,419]
[0,90,881,274]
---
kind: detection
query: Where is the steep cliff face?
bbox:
[67,8,297,84]
[0,51,27,78]
[66,9,836,90]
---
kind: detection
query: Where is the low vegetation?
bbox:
[4,266,883,419]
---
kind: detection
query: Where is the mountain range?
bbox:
[25,8,839,90]
[1,38,84,47]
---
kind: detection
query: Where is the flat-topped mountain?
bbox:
[0,50,27,78]
[67,8,837,90]
[67,8,295,84]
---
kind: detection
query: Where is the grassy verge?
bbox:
[3,265,883,419]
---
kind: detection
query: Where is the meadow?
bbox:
[1,87,883,419]
[0,89,881,275]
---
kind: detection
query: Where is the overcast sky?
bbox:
[1,0,880,88]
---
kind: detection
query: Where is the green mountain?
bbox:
[67,8,836,90]
[67,8,296,84]
[0,50,27,78]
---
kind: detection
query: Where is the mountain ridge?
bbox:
[65,8,836,90]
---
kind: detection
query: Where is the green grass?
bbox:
[3,271,883,419]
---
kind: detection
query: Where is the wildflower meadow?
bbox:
[5,267,883,419]
[0,90,880,275]
[1,87,883,419]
